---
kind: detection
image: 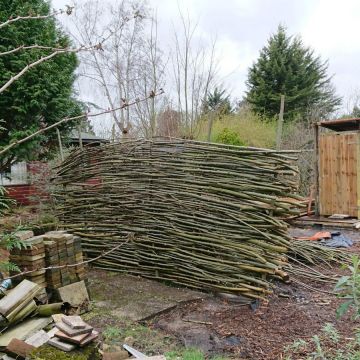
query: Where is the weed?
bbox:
[0,186,15,215]
[334,255,360,319]
[103,326,121,340]
[283,325,360,360]
[311,335,325,359]
[322,323,340,343]
[165,349,229,360]
[284,339,307,353]
[0,226,30,272]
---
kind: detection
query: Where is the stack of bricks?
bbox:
[10,230,86,293]
[43,232,87,291]
[74,236,86,282]
[10,234,47,288]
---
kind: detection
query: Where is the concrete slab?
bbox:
[88,270,206,321]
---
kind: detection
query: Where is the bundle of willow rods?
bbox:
[53,139,308,299]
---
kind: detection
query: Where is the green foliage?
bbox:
[196,108,277,148]
[0,0,82,171]
[334,255,360,319]
[215,128,245,146]
[0,185,15,215]
[103,326,121,340]
[322,323,340,343]
[203,87,232,115]
[246,25,341,121]
[352,105,360,118]
[29,343,101,360]
[165,349,229,360]
[0,226,30,273]
[341,105,360,119]
[284,339,307,354]
[283,324,360,360]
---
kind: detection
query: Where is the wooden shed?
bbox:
[316,118,360,219]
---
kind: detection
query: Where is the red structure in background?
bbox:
[4,161,49,206]
[3,132,108,206]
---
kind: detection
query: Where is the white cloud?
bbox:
[51,0,360,109]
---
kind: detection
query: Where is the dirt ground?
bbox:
[85,226,360,360]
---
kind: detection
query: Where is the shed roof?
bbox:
[69,130,109,144]
[318,118,360,132]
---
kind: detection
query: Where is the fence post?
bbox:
[314,123,320,216]
[276,95,285,150]
[207,111,215,142]
[78,125,83,149]
[56,128,64,162]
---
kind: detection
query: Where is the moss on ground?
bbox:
[29,344,101,360]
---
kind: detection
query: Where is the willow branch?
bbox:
[0,90,164,156]
[3,237,131,281]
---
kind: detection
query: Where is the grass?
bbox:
[196,108,277,149]
[166,348,230,360]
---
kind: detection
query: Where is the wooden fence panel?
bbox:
[319,132,359,217]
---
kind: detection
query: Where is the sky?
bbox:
[53,0,360,115]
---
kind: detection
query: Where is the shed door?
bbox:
[319,132,359,217]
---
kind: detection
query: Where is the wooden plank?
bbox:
[329,214,351,219]
[319,132,359,217]
[357,132,360,219]
[0,279,41,316]
[0,317,51,348]
[292,219,357,228]
[314,124,320,215]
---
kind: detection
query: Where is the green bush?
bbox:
[196,108,277,148]
[215,128,245,146]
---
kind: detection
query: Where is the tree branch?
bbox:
[0,8,71,30]
[0,44,80,57]
[0,89,164,156]
[0,28,115,94]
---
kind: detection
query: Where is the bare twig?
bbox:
[3,237,132,281]
[0,44,79,57]
[0,8,71,30]
[181,318,213,325]
[0,89,164,156]
[0,29,114,94]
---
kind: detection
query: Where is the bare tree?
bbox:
[0,5,163,157]
[72,0,165,138]
[171,10,218,138]
[132,11,167,138]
